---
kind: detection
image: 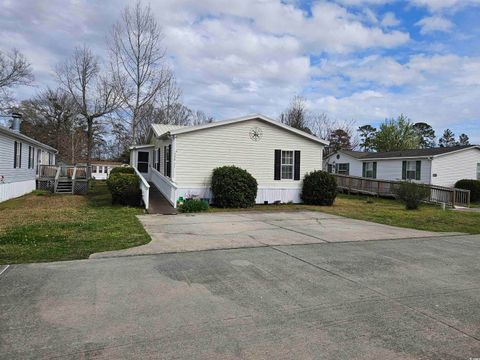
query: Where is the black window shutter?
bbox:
[294,151,301,180]
[163,146,167,175]
[346,163,350,176]
[402,161,407,180]
[373,162,377,179]
[416,161,421,180]
[362,162,366,177]
[274,149,281,180]
[19,143,22,168]
[157,148,161,171]
[14,141,17,168]
[167,145,172,177]
[28,146,31,169]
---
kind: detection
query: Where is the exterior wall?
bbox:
[0,132,55,202]
[375,158,432,184]
[174,119,324,204]
[430,148,480,187]
[324,152,363,176]
[91,165,120,180]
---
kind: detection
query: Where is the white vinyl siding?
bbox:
[430,148,480,187]
[376,159,431,183]
[174,119,323,188]
[324,152,362,176]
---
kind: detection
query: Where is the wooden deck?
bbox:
[333,174,471,208]
[37,165,89,195]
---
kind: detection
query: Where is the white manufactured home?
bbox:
[0,122,57,202]
[324,146,480,187]
[91,161,125,180]
[130,114,328,208]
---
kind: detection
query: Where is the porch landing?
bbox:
[148,182,177,215]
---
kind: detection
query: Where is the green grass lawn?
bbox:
[0,181,150,265]
[210,194,480,234]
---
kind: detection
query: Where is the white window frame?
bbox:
[364,162,374,178]
[281,150,294,180]
[92,166,97,173]
[337,163,349,175]
[406,160,417,180]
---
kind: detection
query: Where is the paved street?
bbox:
[2,234,480,359]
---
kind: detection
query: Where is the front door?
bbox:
[137,151,149,173]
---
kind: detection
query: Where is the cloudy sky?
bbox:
[1,0,480,142]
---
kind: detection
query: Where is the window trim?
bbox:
[336,163,350,175]
[363,161,376,179]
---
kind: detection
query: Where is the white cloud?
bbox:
[381,12,400,27]
[416,16,454,34]
[410,0,480,12]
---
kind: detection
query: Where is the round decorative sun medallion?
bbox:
[249,127,263,141]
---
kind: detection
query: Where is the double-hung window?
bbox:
[92,166,97,173]
[402,160,421,180]
[336,163,349,175]
[281,151,294,179]
[13,141,22,168]
[363,162,376,178]
[28,146,35,169]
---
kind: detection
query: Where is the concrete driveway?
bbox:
[2,235,480,359]
[91,211,455,258]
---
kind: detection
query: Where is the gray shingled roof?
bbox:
[339,145,478,159]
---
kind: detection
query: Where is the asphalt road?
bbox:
[2,235,480,359]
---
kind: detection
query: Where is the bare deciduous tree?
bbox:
[56,46,122,165]
[110,1,171,143]
[0,48,34,111]
[279,95,311,133]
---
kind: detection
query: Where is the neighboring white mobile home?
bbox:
[91,161,125,180]
[0,121,57,202]
[130,114,328,207]
[324,146,480,187]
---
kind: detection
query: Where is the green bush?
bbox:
[109,166,134,175]
[179,199,209,213]
[211,166,258,208]
[106,173,142,206]
[301,170,337,206]
[394,181,430,210]
[455,179,480,202]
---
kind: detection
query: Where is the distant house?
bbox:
[90,160,125,180]
[324,146,480,187]
[130,114,328,208]
[0,116,57,202]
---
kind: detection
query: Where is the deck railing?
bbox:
[38,165,90,195]
[333,174,470,208]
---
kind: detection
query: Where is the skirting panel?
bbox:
[176,187,302,204]
[0,180,36,203]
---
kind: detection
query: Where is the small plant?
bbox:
[301,170,337,206]
[211,166,258,208]
[179,199,209,213]
[394,181,430,210]
[455,179,480,202]
[106,173,142,206]
[109,166,135,175]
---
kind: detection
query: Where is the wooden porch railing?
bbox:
[333,174,471,208]
[38,165,90,195]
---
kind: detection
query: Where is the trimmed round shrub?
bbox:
[106,173,142,206]
[301,170,337,206]
[179,199,209,213]
[211,166,258,208]
[394,181,430,210]
[455,179,480,202]
[109,166,135,175]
